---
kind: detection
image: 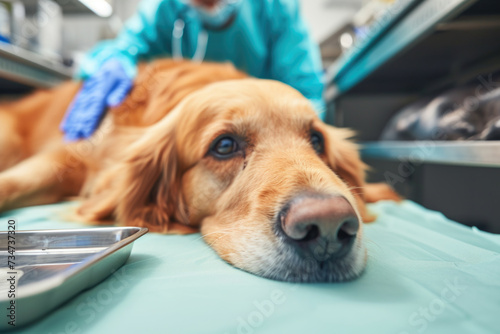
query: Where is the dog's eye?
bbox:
[212,136,239,157]
[311,132,324,154]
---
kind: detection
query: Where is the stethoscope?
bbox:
[172,17,208,62]
[172,0,242,61]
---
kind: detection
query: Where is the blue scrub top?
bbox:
[78,0,326,116]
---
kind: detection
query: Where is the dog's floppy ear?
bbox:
[320,125,375,222]
[78,114,197,234]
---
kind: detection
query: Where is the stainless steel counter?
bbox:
[362,141,500,167]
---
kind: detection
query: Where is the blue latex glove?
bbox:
[61,59,133,141]
[79,0,324,118]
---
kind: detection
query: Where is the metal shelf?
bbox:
[329,0,422,84]
[332,0,479,94]
[327,0,500,233]
[361,141,500,168]
[0,43,72,90]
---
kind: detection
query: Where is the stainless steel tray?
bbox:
[0,227,148,330]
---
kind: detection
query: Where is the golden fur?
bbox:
[0,60,399,282]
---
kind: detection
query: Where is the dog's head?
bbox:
[83,78,374,282]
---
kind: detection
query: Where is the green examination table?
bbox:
[2,200,499,334]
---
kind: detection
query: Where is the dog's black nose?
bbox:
[278,195,359,261]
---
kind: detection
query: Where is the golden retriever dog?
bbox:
[0,60,399,282]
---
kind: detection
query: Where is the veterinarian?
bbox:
[61,0,325,141]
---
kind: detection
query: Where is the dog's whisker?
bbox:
[197,227,242,242]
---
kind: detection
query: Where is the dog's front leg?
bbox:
[0,145,86,212]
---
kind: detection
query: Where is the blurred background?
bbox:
[0,0,393,73]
